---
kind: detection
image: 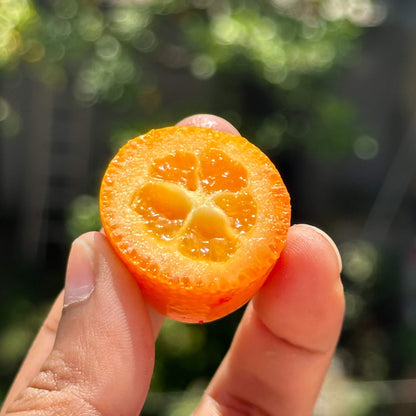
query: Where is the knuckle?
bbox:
[204,392,273,416]
[4,352,103,416]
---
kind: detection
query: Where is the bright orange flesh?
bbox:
[99,126,291,323]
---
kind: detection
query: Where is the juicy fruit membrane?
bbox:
[100,126,291,323]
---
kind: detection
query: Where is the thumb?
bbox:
[5,231,163,416]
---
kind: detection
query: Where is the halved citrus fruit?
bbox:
[100,125,291,323]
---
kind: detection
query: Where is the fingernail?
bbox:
[177,114,241,136]
[64,237,95,307]
[309,225,343,273]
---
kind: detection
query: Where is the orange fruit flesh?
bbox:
[100,126,291,323]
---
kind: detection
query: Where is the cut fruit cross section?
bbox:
[100,125,291,323]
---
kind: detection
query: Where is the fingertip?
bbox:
[293,224,343,273]
[177,114,240,136]
[253,224,345,353]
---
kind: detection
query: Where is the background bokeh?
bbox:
[1,0,415,414]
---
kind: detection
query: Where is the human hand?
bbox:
[1,114,344,416]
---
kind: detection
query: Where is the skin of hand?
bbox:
[0,114,344,416]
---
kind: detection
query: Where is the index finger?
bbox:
[194,224,345,415]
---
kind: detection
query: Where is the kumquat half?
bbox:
[100,125,291,323]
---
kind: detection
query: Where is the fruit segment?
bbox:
[214,191,257,234]
[199,149,248,193]
[131,182,192,241]
[150,151,199,191]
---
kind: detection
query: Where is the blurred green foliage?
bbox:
[67,194,101,238]
[0,0,371,141]
[0,0,395,414]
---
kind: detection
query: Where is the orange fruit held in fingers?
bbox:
[100,126,291,323]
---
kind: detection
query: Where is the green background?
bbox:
[1,0,415,414]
